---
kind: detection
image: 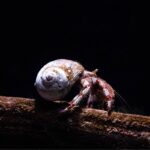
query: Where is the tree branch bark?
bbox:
[0,96,150,148]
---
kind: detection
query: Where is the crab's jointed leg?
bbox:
[86,93,97,108]
[64,77,92,110]
[95,77,115,113]
[69,86,91,107]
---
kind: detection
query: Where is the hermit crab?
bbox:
[35,59,115,113]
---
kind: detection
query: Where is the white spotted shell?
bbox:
[35,59,84,101]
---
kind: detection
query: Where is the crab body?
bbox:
[35,59,115,113]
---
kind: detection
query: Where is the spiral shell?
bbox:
[35,59,84,101]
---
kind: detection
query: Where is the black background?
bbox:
[0,1,149,115]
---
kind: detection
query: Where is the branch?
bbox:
[0,96,150,148]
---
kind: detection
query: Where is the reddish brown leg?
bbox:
[86,94,97,108]
[69,86,91,106]
[60,86,91,113]
[106,99,114,115]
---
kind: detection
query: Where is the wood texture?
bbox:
[0,96,150,148]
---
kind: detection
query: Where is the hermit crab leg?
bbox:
[106,99,114,114]
[61,79,92,112]
[60,86,91,113]
[95,77,115,113]
[69,86,91,107]
[86,94,97,108]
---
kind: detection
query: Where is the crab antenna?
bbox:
[114,90,132,113]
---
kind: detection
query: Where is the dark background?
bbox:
[0,1,149,115]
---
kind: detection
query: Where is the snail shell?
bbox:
[35,59,84,101]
